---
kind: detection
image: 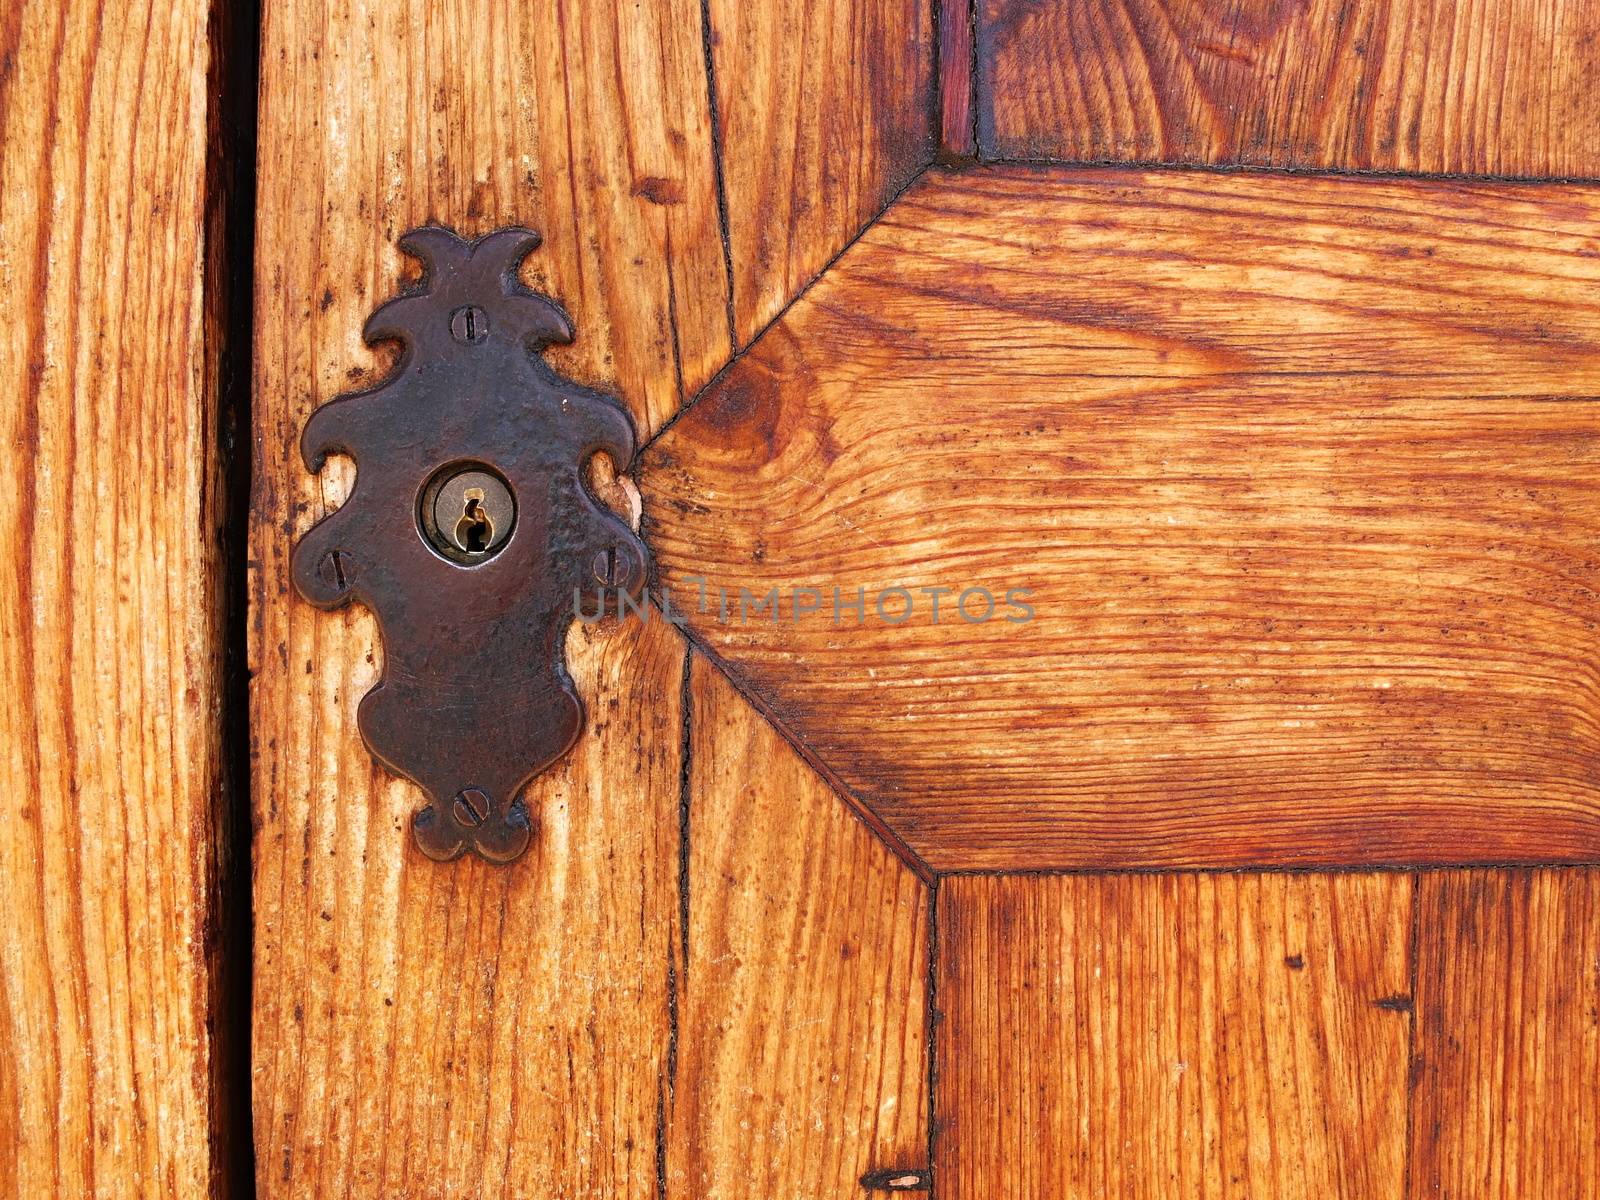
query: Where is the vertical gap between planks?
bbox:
[967,0,979,157]
[658,641,695,1199]
[697,0,739,354]
[204,0,261,1192]
[925,876,941,1195]
[677,646,694,989]
[929,0,943,156]
[1401,869,1423,1200]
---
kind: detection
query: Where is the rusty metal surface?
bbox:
[291,226,647,864]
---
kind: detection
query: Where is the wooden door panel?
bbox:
[251,615,933,1199]
[0,1,243,1194]
[249,3,935,1195]
[1410,868,1600,1198]
[974,0,1600,174]
[240,2,1600,1196]
[249,4,719,1189]
[935,873,1414,1198]
[642,164,1600,872]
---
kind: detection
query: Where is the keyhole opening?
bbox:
[455,490,493,554]
[421,464,514,563]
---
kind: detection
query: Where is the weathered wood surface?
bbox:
[251,613,684,1199]
[0,0,239,1195]
[249,3,726,1194]
[267,0,731,441]
[976,0,1600,176]
[935,872,1413,1198]
[642,164,1600,871]
[1410,868,1600,1198]
[708,0,935,343]
[251,4,941,1194]
[668,656,930,1196]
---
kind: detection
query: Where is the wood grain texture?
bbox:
[252,5,940,1194]
[708,0,935,343]
[0,1,236,1195]
[938,0,975,157]
[976,0,1600,176]
[936,873,1413,1199]
[1411,868,1600,1198]
[263,0,729,440]
[252,613,683,1199]
[668,655,930,1196]
[641,165,1600,871]
[251,2,727,1194]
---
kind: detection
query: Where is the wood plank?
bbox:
[668,655,930,1195]
[253,5,938,1194]
[936,873,1413,1198]
[0,1,239,1194]
[709,0,935,343]
[1411,868,1600,1198]
[976,0,1600,176]
[939,0,975,157]
[251,3,727,1194]
[641,164,1600,871]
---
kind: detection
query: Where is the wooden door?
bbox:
[251,0,1600,1189]
[5,1,1599,1198]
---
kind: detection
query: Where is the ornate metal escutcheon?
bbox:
[291,226,648,865]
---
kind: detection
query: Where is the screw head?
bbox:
[449,305,489,344]
[316,549,355,591]
[453,788,491,827]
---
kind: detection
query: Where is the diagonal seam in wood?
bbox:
[664,615,937,885]
[636,159,938,462]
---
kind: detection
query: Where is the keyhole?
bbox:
[422,464,515,562]
[454,490,494,553]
